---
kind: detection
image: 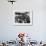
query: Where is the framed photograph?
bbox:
[13,9,33,26]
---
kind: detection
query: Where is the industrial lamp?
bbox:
[8,0,16,4]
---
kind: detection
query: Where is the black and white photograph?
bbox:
[13,10,33,26]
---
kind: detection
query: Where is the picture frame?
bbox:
[13,9,33,26]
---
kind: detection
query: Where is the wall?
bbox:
[0,0,46,41]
